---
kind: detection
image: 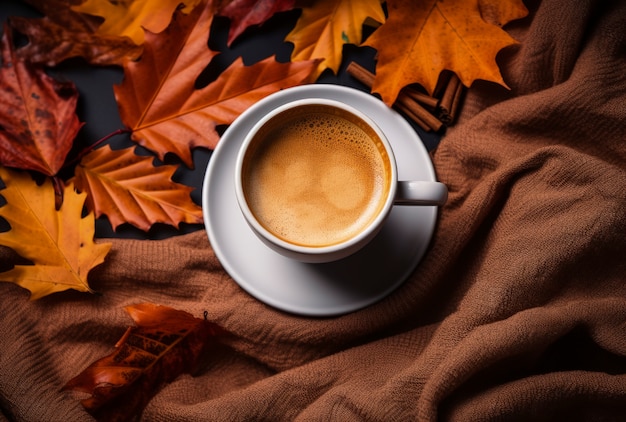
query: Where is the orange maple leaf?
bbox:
[365,0,528,105]
[71,145,203,232]
[286,0,385,75]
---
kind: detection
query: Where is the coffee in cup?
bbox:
[235,98,447,263]
[240,103,392,248]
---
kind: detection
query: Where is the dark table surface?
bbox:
[0,0,440,241]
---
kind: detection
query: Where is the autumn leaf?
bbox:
[10,16,142,67]
[20,0,95,29]
[71,145,203,232]
[10,0,141,66]
[71,0,203,45]
[125,56,320,166]
[64,303,227,421]
[285,0,385,75]
[0,25,82,176]
[365,0,528,105]
[117,29,320,166]
[218,0,296,46]
[113,0,218,167]
[0,167,111,300]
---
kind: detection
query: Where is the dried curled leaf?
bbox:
[64,303,227,421]
[0,167,111,299]
[71,145,203,232]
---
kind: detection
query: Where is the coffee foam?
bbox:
[242,106,391,247]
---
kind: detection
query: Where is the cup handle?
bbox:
[395,181,448,206]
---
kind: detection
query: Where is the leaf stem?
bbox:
[52,176,65,210]
[67,128,131,168]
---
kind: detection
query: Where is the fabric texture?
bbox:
[2,0,626,420]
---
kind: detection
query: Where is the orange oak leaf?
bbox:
[71,0,203,45]
[71,145,203,232]
[0,167,111,300]
[10,16,142,67]
[64,303,227,421]
[285,0,385,75]
[129,56,319,166]
[218,0,296,46]
[0,25,82,176]
[365,0,528,105]
[113,0,218,167]
[117,36,320,166]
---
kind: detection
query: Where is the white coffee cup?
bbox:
[235,98,447,263]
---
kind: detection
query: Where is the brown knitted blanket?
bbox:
[2,0,626,420]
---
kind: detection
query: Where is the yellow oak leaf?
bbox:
[71,0,202,45]
[286,0,385,75]
[71,146,203,232]
[0,167,111,300]
[364,0,528,105]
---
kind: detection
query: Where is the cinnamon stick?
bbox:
[447,82,464,124]
[346,61,375,87]
[346,62,443,132]
[436,71,464,124]
[433,71,452,99]
[398,93,443,132]
[402,86,439,110]
[393,102,431,132]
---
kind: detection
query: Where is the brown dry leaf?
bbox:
[218,0,296,46]
[0,26,81,176]
[64,303,227,421]
[11,0,142,66]
[71,145,203,232]
[71,0,203,45]
[20,0,100,31]
[0,167,111,300]
[10,16,142,67]
[364,0,528,105]
[285,0,385,75]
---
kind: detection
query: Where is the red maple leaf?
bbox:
[0,25,82,176]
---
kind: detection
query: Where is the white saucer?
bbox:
[202,85,439,316]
